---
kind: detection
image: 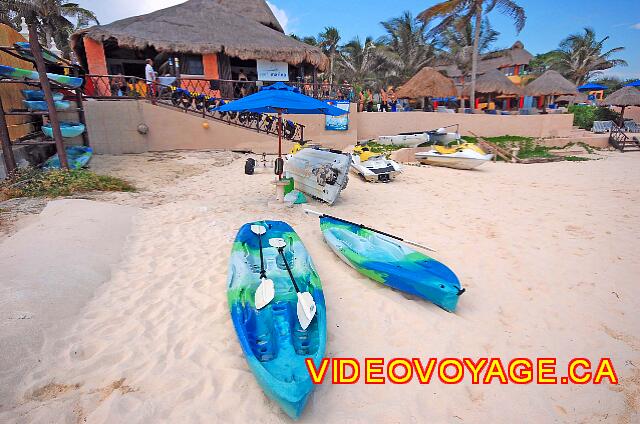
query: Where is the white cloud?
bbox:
[266,1,290,33]
[632,23,640,30]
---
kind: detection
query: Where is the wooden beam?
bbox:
[28,23,68,169]
[0,98,17,173]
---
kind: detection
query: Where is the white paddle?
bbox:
[304,209,436,252]
[251,224,275,310]
[268,237,317,330]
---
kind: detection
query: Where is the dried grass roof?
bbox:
[395,67,456,99]
[71,0,327,70]
[601,86,640,107]
[462,69,522,95]
[435,41,533,78]
[556,93,588,103]
[524,70,577,96]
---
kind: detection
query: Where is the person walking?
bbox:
[389,88,398,112]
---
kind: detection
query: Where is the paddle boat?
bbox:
[350,143,401,182]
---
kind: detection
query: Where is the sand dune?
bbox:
[1,150,638,423]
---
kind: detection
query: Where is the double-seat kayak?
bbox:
[227,220,326,419]
[319,215,464,312]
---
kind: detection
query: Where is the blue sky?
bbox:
[83,0,639,80]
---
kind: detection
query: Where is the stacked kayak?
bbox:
[21,89,64,101]
[319,215,464,312]
[0,64,83,88]
[415,143,494,170]
[43,146,93,169]
[42,122,85,138]
[228,221,326,419]
[23,100,70,111]
[14,42,60,64]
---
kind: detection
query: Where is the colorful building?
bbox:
[70,0,327,97]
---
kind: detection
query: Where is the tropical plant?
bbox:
[418,0,526,107]
[337,36,386,87]
[544,28,627,86]
[317,26,341,84]
[377,11,436,85]
[0,0,98,55]
[437,17,500,79]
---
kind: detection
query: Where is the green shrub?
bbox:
[568,105,620,129]
[1,167,135,200]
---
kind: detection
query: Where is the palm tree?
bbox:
[438,18,499,77]
[377,11,436,85]
[1,0,98,54]
[545,28,627,86]
[317,26,341,85]
[337,36,386,86]
[418,0,526,108]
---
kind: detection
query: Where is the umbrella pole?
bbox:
[277,111,282,180]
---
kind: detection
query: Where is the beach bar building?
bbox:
[71,0,327,97]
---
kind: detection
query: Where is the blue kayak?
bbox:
[21,89,64,101]
[23,100,71,111]
[42,122,85,138]
[14,42,60,64]
[43,146,93,170]
[228,221,326,419]
[0,64,83,88]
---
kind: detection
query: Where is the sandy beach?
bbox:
[1,150,639,423]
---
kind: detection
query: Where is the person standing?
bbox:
[389,88,397,112]
[358,90,364,112]
[145,59,156,98]
[366,88,373,112]
[380,87,388,112]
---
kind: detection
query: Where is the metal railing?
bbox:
[84,74,355,102]
[83,74,305,141]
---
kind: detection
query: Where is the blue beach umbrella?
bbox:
[215,82,348,174]
[577,82,607,91]
[625,80,640,87]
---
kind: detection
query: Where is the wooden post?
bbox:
[0,100,17,174]
[73,67,90,147]
[28,23,68,169]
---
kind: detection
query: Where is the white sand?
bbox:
[1,151,638,423]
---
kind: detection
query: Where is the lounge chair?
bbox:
[624,120,640,133]
[592,120,614,133]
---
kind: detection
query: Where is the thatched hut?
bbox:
[395,67,456,99]
[601,86,640,123]
[71,0,327,92]
[524,70,576,96]
[462,69,522,96]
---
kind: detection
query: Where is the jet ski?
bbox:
[351,143,401,182]
[415,143,493,170]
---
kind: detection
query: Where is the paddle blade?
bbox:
[255,278,275,310]
[251,224,266,235]
[296,291,317,330]
[268,237,286,248]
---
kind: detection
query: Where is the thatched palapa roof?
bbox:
[395,67,456,99]
[462,69,522,96]
[556,93,588,104]
[71,0,328,70]
[524,70,577,96]
[601,86,640,107]
[435,41,533,78]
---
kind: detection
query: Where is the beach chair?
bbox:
[592,120,613,133]
[624,120,640,133]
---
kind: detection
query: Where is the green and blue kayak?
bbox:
[43,146,93,169]
[228,220,326,419]
[320,216,464,312]
[13,42,60,64]
[0,64,82,88]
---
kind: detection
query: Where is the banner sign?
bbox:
[325,100,350,131]
[257,60,289,81]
